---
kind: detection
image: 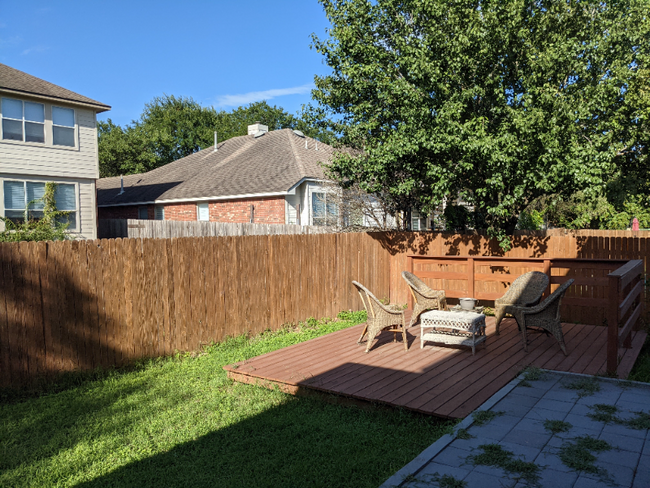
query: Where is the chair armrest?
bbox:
[507,301,547,316]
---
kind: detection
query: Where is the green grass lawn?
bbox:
[0,311,455,488]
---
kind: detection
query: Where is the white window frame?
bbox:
[154,205,165,221]
[1,98,45,144]
[197,203,209,221]
[0,98,78,150]
[309,185,339,226]
[2,178,79,231]
[51,105,77,148]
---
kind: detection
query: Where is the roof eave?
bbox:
[0,88,111,113]
[98,191,292,207]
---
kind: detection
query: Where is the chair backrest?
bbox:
[541,278,574,309]
[401,271,429,294]
[352,280,389,319]
[501,271,549,305]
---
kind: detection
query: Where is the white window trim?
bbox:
[1,177,80,232]
[0,98,79,150]
[308,184,339,226]
[51,105,77,148]
[154,205,165,221]
[1,98,46,145]
[197,202,209,221]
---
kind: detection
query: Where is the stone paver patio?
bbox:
[380,370,650,488]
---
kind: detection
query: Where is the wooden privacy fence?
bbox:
[389,231,650,305]
[405,255,631,326]
[4,229,650,387]
[98,219,330,239]
[0,233,390,387]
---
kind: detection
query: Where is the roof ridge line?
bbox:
[287,130,308,177]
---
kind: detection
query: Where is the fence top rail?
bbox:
[608,259,644,278]
[407,255,630,264]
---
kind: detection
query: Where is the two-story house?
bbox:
[0,63,110,239]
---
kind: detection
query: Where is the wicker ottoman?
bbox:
[420,310,487,355]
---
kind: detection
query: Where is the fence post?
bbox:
[543,259,551,297]
[467,257,475,299]
[407,255,414,310]
[606,274,620,376]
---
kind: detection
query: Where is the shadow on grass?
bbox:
[71,394,452,488]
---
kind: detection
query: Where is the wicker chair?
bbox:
[401,271,447,327]
[508,279,574,355]
[352,281,408,353]
[495,271,549,334]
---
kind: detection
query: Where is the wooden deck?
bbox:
[224,311,647,419]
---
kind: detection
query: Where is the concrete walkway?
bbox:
[380,370,650,488]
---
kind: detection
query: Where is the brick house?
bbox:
[97,124,340,226]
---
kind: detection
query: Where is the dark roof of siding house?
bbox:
[0,63,110,112]
[97,129,338,206]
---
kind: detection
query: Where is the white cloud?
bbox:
[216,83,315,107]
[21,45,49,55]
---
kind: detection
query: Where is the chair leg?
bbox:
[516,314,529,352]
[494,306,506,335]
[365,328,379,353]
[357,324,368,344]
[409,303,425,327]
[550,322,568,356]
[401,316,408,351]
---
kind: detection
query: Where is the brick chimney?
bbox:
[248,123,268,136]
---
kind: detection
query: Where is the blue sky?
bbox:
[0,1,333,126]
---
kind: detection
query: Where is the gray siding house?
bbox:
[0,63,110,239]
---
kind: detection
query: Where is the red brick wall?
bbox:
[209,197,285,224]
[99,197,286,224]
[163,202,197,221]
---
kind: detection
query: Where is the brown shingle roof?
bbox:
[0,63,110,112]
[97,129,337,206]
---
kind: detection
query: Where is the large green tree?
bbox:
[310,0,650,246]
[99,97,334,177]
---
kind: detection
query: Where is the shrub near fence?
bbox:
[0,233,390,387]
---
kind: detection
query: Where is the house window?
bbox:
[138,206,148,219]
[3,180,77,230]
[154,205,165,220]
[312,192,338,226]
[197,203,209,221]
[54,183,77,231]
[1,98,45,143]
[52,106,75,147]
[411,209,429,231]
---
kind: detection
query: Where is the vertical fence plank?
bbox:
[0,244,13,386]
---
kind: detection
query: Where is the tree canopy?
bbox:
[310,0,650,245]
[99,96,334,177]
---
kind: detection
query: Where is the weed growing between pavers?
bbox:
[471,410,504,426]
[518,366,547,387]
[587,404,618,423]
[625,411,650,430]
[562,377,601,398]
[455,428,473,440]
[467,444,541,486]
[558,435,612,482]
[432,473,467,488]
[586,404,650,430]
[543,420,572,434]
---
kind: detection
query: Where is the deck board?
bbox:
[225,311,647,419]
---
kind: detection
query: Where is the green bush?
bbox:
[0,182,70,242]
